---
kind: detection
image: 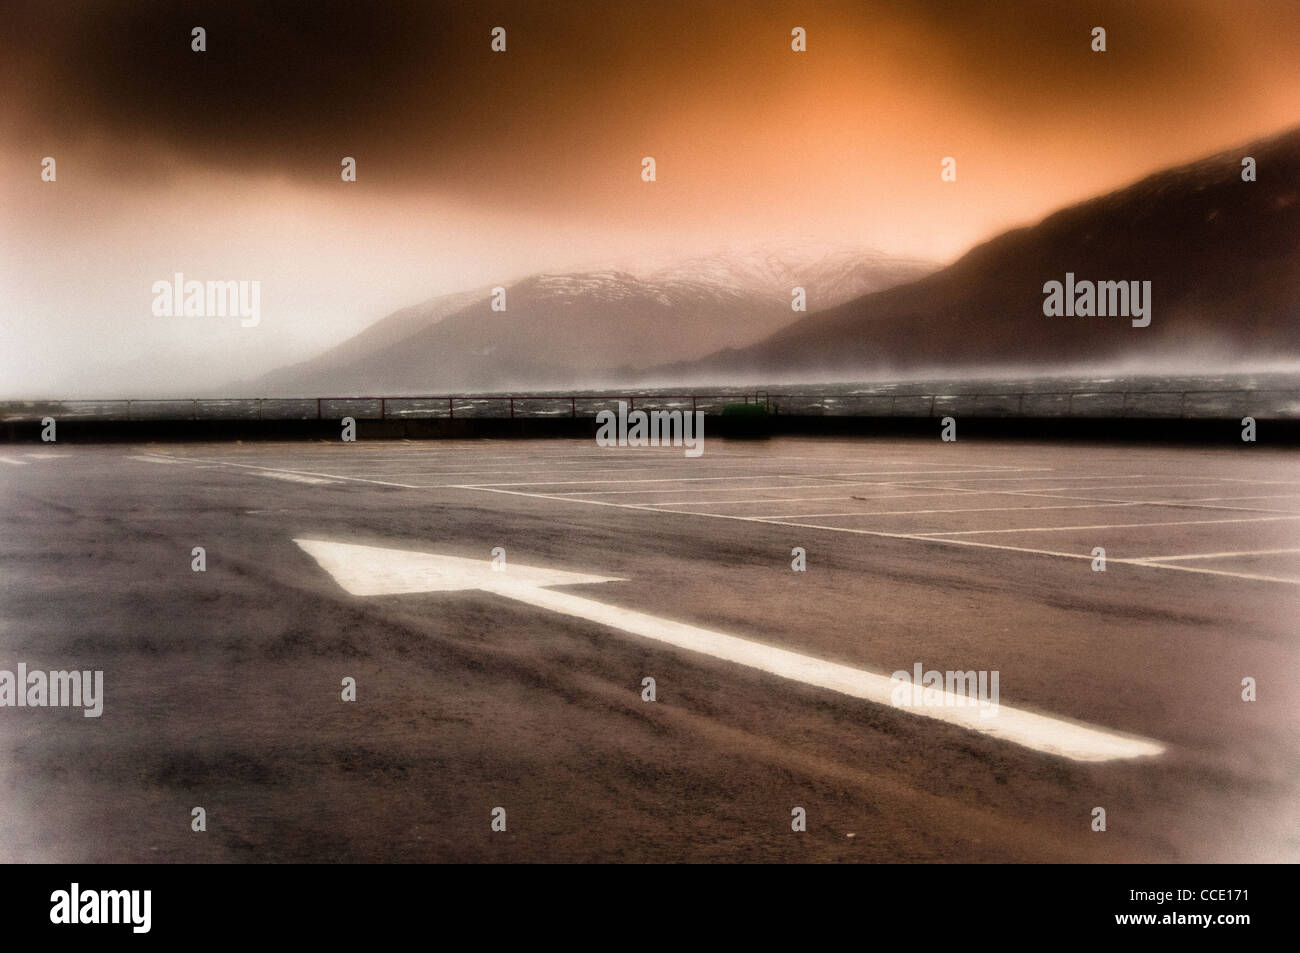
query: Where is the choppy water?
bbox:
[4,373,1298,421]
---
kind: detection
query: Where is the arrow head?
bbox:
[294,538,624,596]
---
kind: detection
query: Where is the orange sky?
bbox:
[2,0,1299,395]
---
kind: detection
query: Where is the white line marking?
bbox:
[555,482,902,496]
[1136,548,1300,562]
[295,538,1164,762]
[744,501,1150,519]
[630,484,1212,508]
[158,454,422,488]
[1165,493,1300,503]
[915,481,1230,496]
[1214,478,1300,486]
[457,484,1300,585]
[1119,561,1300,584]
[0,455,30,466]
[364,461,891,477]
[890,473,1152,485]
[976,490,1300,516]
[256,471,340,485]
[918,515,1300,537]
[472,468,1047,489]
[554,479,1045,497]
[636,491,961,507]
[127,455,184,465]
[564,478,1235,499]
[138,446,1299,586]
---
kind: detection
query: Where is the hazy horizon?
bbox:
[3,0,1300,397]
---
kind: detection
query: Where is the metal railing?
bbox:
[4,388,1298,421]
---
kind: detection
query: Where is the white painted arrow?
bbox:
[294,538,1164,762]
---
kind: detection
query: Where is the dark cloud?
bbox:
[4,0,1300,398]
[7,0,1297,198]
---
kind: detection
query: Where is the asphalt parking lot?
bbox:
[2,436,1297,861]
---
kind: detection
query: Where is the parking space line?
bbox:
[742,501,1150,519]
[370,462,831,477]
[636,491,959,508]
[1119,561,1300,584]
[456,483,1300,584]
[983,490,1300,515]
[115,444,1300,586]
[649,489,1300,518]
[918,515,1300,537]
[631,484,1188,508]
[255,471,341,485]
[1135,548,1300,562]
[870,473,1149,485]
[156,453,424,488]
[916,481,1228,496]
[473,467,1047,489]
[555,478,1236,501]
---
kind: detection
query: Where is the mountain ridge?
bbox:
[250,242,935,394]
[649,125,1300,382]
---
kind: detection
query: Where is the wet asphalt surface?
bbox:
[1,436,1297,862]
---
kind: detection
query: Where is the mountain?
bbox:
[252,244,934,394]
[653,126,1300,383]
[638,240,935,307]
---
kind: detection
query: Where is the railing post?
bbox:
[380,397,386,420]
[509,397,514,419]
[571,396,576,418]
[126,400,132,421]
[316,398,322,420]
[449,397,454,420]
